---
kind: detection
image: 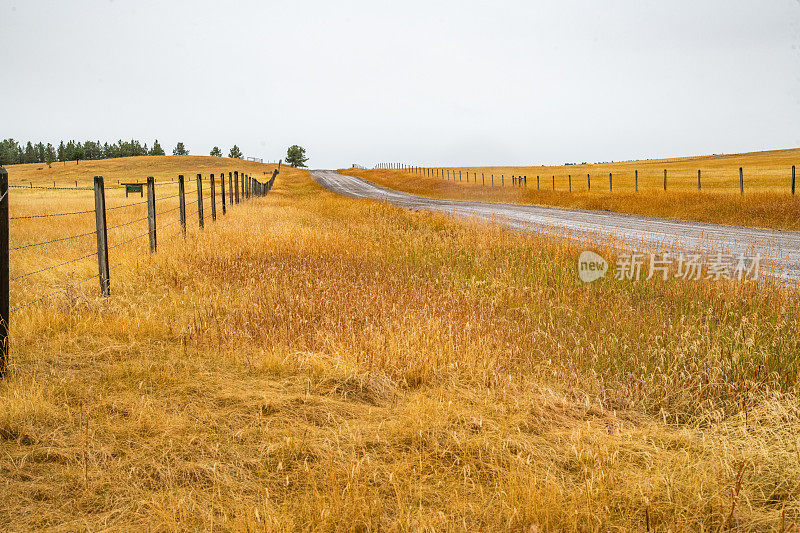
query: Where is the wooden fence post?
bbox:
[698,169,701,191]
[482,173,485,185]
[491,174,494,186]
[147,177,156,252]
[93,176,110,297]
[739,167,744,196]
[196,174,204,230]
[588,173,591,190]
[241,173,245,201]
[0,167,8,378]
[635,170,638,192]
[552,176,555,190]
[210,174,216,221]
[178,174,187,237]
[663,169,667,191]
[569,174,572,192]
[228,172,233,205]
[220,172,227,214]
[234,171,239,204]
[609,172,612,192]
[537,176,540,190]
[793,166,796,195]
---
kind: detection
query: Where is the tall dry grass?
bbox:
[1,157,799,530]
[344,147,800,230]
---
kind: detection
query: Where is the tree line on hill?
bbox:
[0,138,245,166]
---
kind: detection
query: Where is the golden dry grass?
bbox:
[341,147,800,230]
[2,156,800,530]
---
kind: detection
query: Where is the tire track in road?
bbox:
[311,170,800,281]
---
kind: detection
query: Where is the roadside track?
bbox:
[311,170,800,281]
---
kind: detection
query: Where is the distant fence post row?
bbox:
[371,163,799,195]
[0,164,280,378]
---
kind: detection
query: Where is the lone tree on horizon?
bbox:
[173,142,189,156]
[210,146,222,157]
[286,145,308,167]
[228,145,243,159]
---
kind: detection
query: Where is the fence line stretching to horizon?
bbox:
[0,162,282,378]
[369,163,798,195]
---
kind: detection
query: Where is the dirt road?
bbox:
[311,170,800,281]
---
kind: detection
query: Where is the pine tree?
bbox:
[24,141,35,164]
[173,142,189,156]
[150,139,165,156]
[45,143,56,167]
[35,142,46,163]
[285,145,308,168]
[57,141,65,161]
[210,146,222,157]
[228,145,243,159]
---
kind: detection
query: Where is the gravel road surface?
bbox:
[311,170,800,281]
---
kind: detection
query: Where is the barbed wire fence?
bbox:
[371,163,798,195]
[0,160,282,378]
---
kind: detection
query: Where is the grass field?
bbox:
[2,156,800,530]
[341,147,800,231]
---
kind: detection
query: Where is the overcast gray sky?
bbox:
[2,0,799,168]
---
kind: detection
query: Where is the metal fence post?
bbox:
[0,167,8,378]
[93,176,110,297]
[210,174,217,221]
[196,174,204,230]
[178,174,186,237]
[147,177,156,252]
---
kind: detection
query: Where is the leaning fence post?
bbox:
[0,167,8,378]
[196,174,204,230]
[793,166,796,195]
[147,177,156,252]
[178,174,186,237]
[739,167,744,196]
[93,176,110,297]
[210,174,217,221]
